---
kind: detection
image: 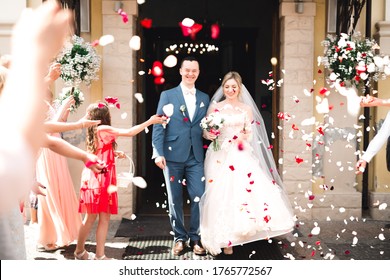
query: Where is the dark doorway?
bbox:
[135,0,279,214]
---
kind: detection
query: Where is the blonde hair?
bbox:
[221,71,242,94]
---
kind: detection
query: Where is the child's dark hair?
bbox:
[86,102,117,153]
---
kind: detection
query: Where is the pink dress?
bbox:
[36,133,82,247]
[79,129,118,214]
[36,102,82,248]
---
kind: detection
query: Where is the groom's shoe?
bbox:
[172,240,186,256]
[190,240,206,256]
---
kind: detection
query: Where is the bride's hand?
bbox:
[203,130,217,140]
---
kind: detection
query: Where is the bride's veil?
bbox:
[210,84,294,214]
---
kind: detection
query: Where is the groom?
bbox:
[152,56,209,256]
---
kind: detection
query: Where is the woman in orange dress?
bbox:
[36,92,99,251]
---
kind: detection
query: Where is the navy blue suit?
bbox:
[152,85,209,242]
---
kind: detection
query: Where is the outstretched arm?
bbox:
[43,134,104,173]
[360,95,390,107]
[355,111,390,174]
[115,114,166,137]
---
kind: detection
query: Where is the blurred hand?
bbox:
[355,159,367,174]
[77,116,100,129]
[45,62,61,82]
[150,114,167,125]
[360,95,377,107]
[155,156,166,170]
[203,130,217,140]
[31,181,47,197]
[115,150,126,159]
[84,154,105,173]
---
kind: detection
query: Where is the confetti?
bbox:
[163,55,177,67]
[295,156,304,164]
[134,93,144,103]
[211,23,220,39]
[117,8,128,23]
[99,34,115,46]
[140,18,152,28]
[132,177,147,189]
[129,36,141,50]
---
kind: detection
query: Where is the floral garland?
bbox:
[56,34,101,87]
[320,32,390,92]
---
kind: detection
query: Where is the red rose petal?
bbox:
[229,165,235,171]
[140,18,152,29]
[105,96,119,104]
[295,156,303,164]
[263,215,271,223]
[211,23,220,39]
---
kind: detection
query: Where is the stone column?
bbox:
[279,1,316,220]
[102,0,138,219]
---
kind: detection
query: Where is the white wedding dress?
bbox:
[199,105,295,256]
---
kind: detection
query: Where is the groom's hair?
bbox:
[180,56,199,67]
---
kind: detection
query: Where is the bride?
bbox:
[200,71,295,256]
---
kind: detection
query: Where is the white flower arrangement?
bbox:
[320,32,390,92]
[56,35,101,87]
[200,109,224,151]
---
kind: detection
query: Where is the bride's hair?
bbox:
[221,71,242,89]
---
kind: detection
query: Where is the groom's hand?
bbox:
[155,156,166,170]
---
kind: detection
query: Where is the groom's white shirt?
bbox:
[181,82,196,121]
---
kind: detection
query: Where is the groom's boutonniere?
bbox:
[180,105,189,122]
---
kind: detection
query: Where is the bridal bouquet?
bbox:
[320,32,390,92]
[200,110,224,151]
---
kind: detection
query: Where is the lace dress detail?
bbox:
[199,105,294,255]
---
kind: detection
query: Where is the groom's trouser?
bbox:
[163,148,205,243]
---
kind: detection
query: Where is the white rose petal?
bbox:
[181,18,195,27]
[163,55,178,68]
[132,176,147,189]
[99,34,115,46]
[134,93,144,103]
[311,226,321,235]
[379,203,387,210]
[129,36,141,50]
[163,104,174,117]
